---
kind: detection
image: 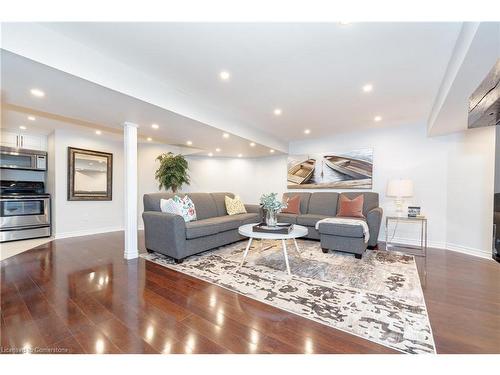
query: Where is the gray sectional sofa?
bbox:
[142,190,382,263]
[277,192,383,255]
[142,192,262,263]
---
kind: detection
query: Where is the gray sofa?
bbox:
[142,192,262,262]
[277,192,382,257]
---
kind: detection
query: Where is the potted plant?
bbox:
[155,152,190,193]
[260,192,287,227]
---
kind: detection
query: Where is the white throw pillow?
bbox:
[160,197,182,216]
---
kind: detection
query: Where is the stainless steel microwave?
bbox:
[0,146,47,171]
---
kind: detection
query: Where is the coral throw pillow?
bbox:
[225,195,247,215]
[281,195,301,214]
[337,194,365,218]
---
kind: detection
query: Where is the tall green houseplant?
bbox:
[155,152,190,193]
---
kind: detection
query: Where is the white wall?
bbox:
[287,122,494,258]
[183,155,286,204]
[47,128,179,237]
[48,129,125,238]
[446,126,495,256]
[34,122,496,259]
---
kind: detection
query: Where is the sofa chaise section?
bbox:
[143,192,262,262]
[277,191,383,250]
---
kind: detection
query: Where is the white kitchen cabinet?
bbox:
[0,131,47,151]
[0,131,20,148]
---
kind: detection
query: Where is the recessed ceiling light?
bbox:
[19,126,27,130]
[362,84,373,93]
[147,137,152,142]
[273,108,282,116]
[374,116,382,122]
[27,116,36,121]
[215,148,221,152]
[222,133,230,139]
[304,129,311,135]
[151,123,159,129]
[186,140,193,146]
[30,88,45,97]
[270,149,275,153]
[339,21,351,25]
[237,154,243,158]
[208,152,213,157]
[250,142,256,147]
[95,130,102,135]
[219,71,231,81]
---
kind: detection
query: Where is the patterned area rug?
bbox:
[141,239,435,354]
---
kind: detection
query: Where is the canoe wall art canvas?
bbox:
[287,149,373,189]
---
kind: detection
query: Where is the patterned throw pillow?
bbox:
[160,195,197,222]
[181,195,197,222]
[225,195,247,215]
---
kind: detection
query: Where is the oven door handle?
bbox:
[0,196,50,201]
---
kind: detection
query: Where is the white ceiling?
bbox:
[427,22,500,135]
[0,50,281,157]
[42,22,462,139]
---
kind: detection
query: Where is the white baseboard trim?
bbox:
[379,235,493,260]
[380,235,446,251]
[55,226,124,240]
[445,242,492,260]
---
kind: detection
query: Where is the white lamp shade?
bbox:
[386,179,414,198]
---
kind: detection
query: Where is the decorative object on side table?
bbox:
[386,178,414,215]
[155,152,190,193]
[259,192,287,227]
[407,206,421,218]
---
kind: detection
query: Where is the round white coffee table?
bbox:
[238,223,308,275]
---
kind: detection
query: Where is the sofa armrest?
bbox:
[366,207,383,247]
[245,204,263,217]
[142,211,186,259]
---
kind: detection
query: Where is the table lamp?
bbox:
[386,179,414,215]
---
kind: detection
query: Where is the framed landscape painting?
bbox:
[287,149,373,189]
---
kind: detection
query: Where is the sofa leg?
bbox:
[321,248,329,254]
[355,253,362,259]
[174,258,184,264]
[367,244,378,250]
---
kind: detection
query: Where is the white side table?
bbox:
[385,216,428,257]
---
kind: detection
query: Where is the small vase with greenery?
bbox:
[260,192,287,227]
[155,152,190,193]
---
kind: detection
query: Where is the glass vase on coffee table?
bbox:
[260,192,287,227]
[265,209,278,227]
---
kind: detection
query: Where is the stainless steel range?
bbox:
[0,180,51,242]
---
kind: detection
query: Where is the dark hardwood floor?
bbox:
[1,231,499,354]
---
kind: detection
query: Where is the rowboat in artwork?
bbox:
[287,159,316,185]
[323,155,372,179]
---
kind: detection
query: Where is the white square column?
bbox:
[123,122,139,259]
